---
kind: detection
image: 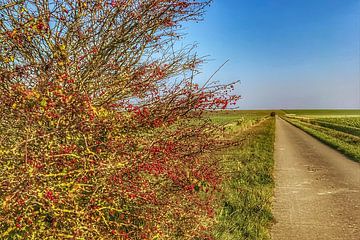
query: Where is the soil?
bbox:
[271,117,360,240]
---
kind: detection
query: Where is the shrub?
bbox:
[0,0,238,239]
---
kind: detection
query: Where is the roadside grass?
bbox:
[213,117,275,240]
[284,117,360,163]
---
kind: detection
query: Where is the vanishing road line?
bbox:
[271,117,360,240]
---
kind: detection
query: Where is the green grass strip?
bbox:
[213,118,275,240]
[310,120,360,137]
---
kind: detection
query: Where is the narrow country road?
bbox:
[271,117,360,240]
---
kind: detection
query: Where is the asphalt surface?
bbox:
[271,117,360,240]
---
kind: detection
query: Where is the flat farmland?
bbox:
[283,109,360,117]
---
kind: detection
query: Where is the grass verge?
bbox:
[213,117,275,240]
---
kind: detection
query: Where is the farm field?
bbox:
[206,110,275,129]
[282,110,360,162]
[282,109,360,117]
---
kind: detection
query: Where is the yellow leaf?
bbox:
[2,199,8,210]
[152,233,160,240]
[29,166,34,177]
[40,98,47,107]
[1,226,14,238]
[116,162,125,168]
[59,44,66,51]
[91,105,97,114]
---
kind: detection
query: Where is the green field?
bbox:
[283,109,360,116]
[206,110,277,131]
[282,110,360,162]
[206,110,275,123]
[311,117,360,129]
[208,111,276,239]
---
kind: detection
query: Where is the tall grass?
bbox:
[213,118,275,240]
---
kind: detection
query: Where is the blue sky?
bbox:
[184,0,360,109]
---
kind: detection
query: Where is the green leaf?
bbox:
[40,98,47,107]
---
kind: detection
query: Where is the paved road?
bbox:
[271,117,360,240]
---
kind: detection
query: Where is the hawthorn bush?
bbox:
[0,0,238,239]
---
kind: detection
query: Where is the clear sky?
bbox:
[184,0,360,109]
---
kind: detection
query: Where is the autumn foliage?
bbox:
[0,0,238,239]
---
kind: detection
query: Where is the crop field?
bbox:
[206,110,279,133]
[282,110,360,162]
[207,110,273,122]
[283,109,360,117]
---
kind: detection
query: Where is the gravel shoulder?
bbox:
[271,117,360,240]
